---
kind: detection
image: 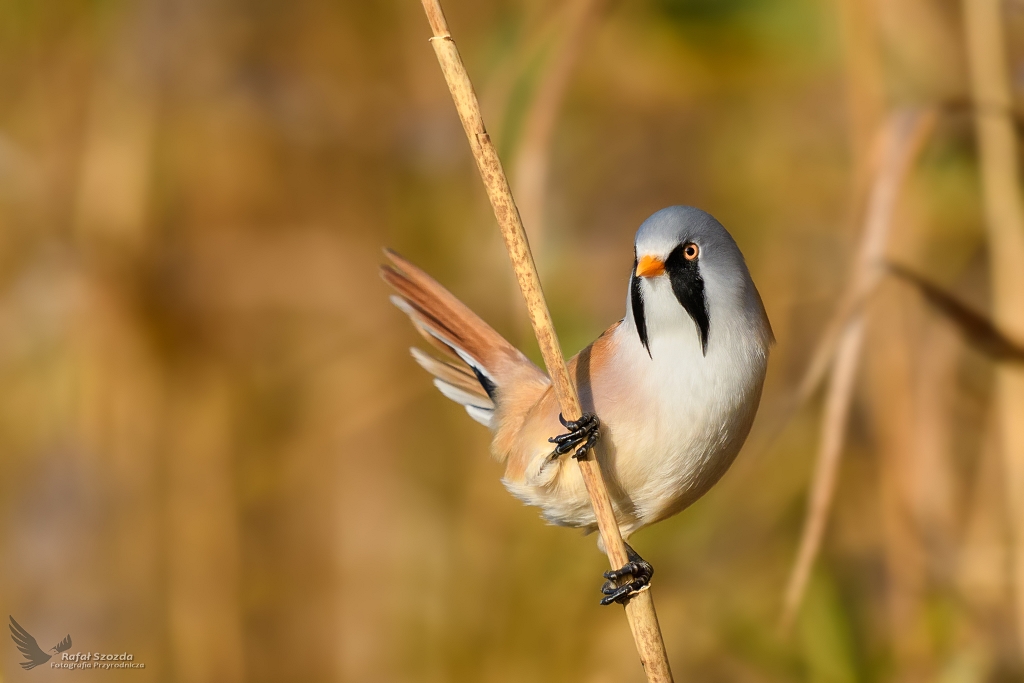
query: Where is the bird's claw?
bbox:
[548,412,600,460]
[599,545,653,606]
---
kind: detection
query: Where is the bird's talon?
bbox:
[549,413,600,460]
[598,544,653,606]
[573,430,599,460]
[603,561,645,582]
[600,579,651,606]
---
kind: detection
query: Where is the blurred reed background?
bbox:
[1,0,1023,681]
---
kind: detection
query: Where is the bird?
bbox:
[9,616,72,670]
[381,206,773,604]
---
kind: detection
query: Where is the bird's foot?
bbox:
[548,412,600,460]
[600,544,653,606]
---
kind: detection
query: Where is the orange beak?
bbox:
[635,255,666,278]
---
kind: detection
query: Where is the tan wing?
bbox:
[381,249,549,430]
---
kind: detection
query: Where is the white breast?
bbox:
[595,277,770,535]
[503,270,771,537]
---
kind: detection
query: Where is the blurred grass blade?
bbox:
[779,108,934,632]
[779,316,864,634]
[513,0,605,250]
[743,109,936,474]
[888,262,1024,363]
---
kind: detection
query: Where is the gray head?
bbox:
[627,206,772,357]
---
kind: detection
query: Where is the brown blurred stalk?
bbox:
[736,0,887,468]
[889,263,1024,362]
[794,0,885,406]
[73,6,243,678]
[779,109,935,631]
[794,113,935,408]
[962,0,1024,656]
[779,316,863,633]
[418,1,673,680]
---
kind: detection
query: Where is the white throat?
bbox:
[609,273,771,525]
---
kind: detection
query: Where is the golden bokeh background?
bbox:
[1,0,1023,681]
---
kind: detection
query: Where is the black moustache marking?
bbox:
[665,245,710,355]
[630,257,652,358]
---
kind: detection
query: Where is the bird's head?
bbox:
[627,206,772,358]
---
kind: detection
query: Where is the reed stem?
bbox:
[779,108,934,631]
[418,1,673,680]
[962,0,1024,656]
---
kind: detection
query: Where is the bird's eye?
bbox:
[683,243,699,260]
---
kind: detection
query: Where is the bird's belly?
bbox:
[600,355,764,533]
[616,410,745,528]
[501,329,767,536]
[510,412,755,536]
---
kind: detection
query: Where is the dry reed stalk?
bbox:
[796,112,935,404]
[778,108,935,631]
[735,0,888,470]
[962,0,1024,656]
[739,124,904,470]
[889,263,1024,362]
[513,0,604,247]
[958,407,1011,610]
[908,319,958,556]
[418,2,673,680]
[789,0,884,409]
[778,316,864,633]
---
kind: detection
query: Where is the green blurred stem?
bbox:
[512,0,604,254]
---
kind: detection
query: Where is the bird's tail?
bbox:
[381,249,546,428]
